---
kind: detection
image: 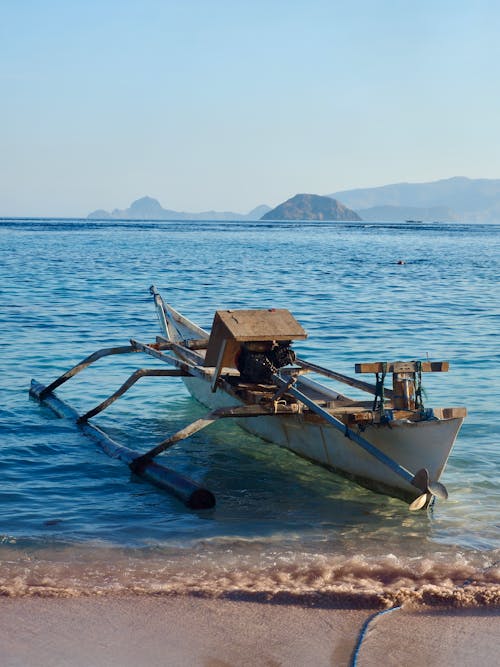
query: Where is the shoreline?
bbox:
[1,595,498,667]
[1,584,499,609]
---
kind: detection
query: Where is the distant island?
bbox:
[87,177,500,223]
[260,194,361,221]
[88,197,271,221]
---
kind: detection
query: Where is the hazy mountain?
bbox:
[329,177,500,222]
[260,194,361,221]
[88,197,271,221]
[246,204,273,219]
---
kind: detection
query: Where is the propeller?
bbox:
[409,468,448,511]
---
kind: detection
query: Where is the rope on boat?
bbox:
[372,362,387,415]
[415,360,427,411]
[349,606,401,667]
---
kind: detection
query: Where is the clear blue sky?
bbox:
[2,0,499,216]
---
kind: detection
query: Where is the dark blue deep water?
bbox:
[0,218,498,605]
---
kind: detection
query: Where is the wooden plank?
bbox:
[355,361,449,374]
[211,309,307,342]
[211,339,227,392]
[205,309,306,367]
[184,338,210,350]
[431,407,467,419]
[205,336,240,370]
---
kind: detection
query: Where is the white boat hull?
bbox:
[183,376,462,502]
[156,295,463,503]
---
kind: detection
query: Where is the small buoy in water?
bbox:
[397,260,405,265]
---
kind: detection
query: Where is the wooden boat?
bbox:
[30,286,466,511]
[150,287,466,507]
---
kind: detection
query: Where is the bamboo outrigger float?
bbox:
[30,286,466,511]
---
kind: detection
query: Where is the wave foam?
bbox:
[1,548,498,609]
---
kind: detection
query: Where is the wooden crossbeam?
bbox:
[355,361,449,374]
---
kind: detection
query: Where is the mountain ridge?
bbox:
[88,197,271,221]
[329,176,500,222]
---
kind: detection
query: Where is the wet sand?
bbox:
[0,596,498,667]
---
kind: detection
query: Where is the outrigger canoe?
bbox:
[30,286,466,511]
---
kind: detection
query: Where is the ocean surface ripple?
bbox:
[1,219,499,606]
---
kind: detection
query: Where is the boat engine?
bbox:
[236,341,296,384]
[204,307,307,390]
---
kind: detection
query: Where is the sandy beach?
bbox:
[0,596,498,667]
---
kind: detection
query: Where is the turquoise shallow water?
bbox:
[0,218,498,605]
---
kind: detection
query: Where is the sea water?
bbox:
[0,218,498,607]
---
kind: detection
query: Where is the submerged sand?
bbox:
[0,596,498,667]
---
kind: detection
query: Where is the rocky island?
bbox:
[260,193,361,221]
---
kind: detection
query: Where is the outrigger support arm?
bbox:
[38,335,206,405]
[30,379,215,509]
[130,403,300,472]
[130,412,222,472]
[273,373,448,509]
[38,345,140,399]
[77,368,189,423]
[130,339,212,381]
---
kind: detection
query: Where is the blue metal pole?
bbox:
[277,377,420,489]
[30,380,215,510]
